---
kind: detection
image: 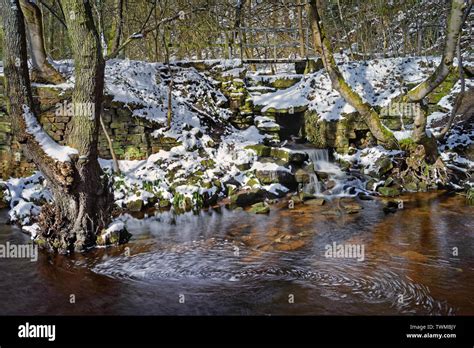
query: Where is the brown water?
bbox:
[0,191,472,315]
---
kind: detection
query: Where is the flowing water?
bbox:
[299,147,365,196]
[0,191,472,315]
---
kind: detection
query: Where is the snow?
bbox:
[337,146,403,175]
[22,105,78,162]
[254,116,279,129]
[262,183,289,195]
[252,57,442,121]
[4,54,472,238]
[251,161,292,173]
[393,130,413,140]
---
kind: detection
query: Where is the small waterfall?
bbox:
[300,148,364,197]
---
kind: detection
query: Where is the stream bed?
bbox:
[0,191,472,315]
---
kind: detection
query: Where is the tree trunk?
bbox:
[406,0,468,101]
[297,0,306,58]
[306,0,398,149]
[19,0,65,84]
[55,0,113,252]
[407,0,470,149]
[1,0,114,253]
[108,0,124,56]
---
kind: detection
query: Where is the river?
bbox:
[0,191,472,315]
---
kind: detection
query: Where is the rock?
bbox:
[0,183,8,209]
[304,198,326,206]
[295,168,310,183]
[158,199,171,208]
[366,178,380,191]
[127,199,144,212]
[383,200,402,214]
[342,202,362,214]
[403,181,418,192]
[304,58,324,74]
[373,157,393,177]
[301,192,316,201]
[230,188,266,207]
[377,186,401,197]
[269,76,302,89]
[315,171,329,180]
[97,223,132,246]
[254,166,296,186]
[358,193,374,201]
[227,184,238,196]
[326,180,336,190]
[236,163,252,171]
[244,144,271,157]
[270,148,308,164]
[249,202,270,214]
[290,195,303,204]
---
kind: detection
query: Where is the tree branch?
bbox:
[106,5,207,60]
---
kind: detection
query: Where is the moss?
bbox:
[246,178,260,187]
[270,77,301,89]
[467,188,474,205]
[249,202,270,214]
[377,186,401,197]
[244,144,271,157]
[399,138,417,152]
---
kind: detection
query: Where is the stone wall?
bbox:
[0,84,178,179]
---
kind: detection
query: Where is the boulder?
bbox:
[127,199,144,212]
[230,188,266,207]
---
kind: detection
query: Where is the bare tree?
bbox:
[1,0,114,252]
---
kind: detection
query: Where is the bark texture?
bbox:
[1,0,114,253]
[19,0,65,84]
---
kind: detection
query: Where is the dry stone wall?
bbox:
[0,83,178,179]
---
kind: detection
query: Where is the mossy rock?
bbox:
[246,178,260,188]
[255,167,296,186]
[403,181,418,192]
[377,186,401,197]
[158,199,171,208]
[230,188,265,207]
[399,138,417,152]
[295,168,310,183]
[97,226,132,247]
[373,157,393,177]
[269,76,301,89]
[245,144,271,157]
[127,199,144,212]
[270,148,307,164]
[262,104,308,116]
[249,202,270,214]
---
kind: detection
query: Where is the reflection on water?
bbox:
[0,191,472,315]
